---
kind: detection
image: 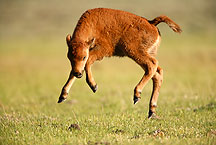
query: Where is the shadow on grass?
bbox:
[193,102,216,112]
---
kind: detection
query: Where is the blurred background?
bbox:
[0,0,216,38]
[0,0,215,110]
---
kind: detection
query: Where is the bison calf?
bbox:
[58,8,182,118]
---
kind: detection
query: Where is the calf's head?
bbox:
[66,34,95,78]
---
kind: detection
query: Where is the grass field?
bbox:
[0,0,216,144]
[0,33,216,144]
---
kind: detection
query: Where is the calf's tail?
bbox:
[149,15,182,33]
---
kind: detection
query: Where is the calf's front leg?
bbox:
[85,61,98,93]
[58,70,76,103]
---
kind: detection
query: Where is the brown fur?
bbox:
[58,8,182,118]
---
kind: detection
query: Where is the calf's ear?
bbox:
[66,34,72,46]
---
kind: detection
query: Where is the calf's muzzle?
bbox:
[73,71,83,78]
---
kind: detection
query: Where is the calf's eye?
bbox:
[83,56,86,61]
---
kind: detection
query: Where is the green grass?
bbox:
[0,33,216,144]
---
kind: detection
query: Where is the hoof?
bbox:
[148,111,160,119]
[58,96,66,103]
[133,96,140,104]
[91,84,98,93]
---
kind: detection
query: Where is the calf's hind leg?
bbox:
[148,66,163,119]
[133,55,158,104]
